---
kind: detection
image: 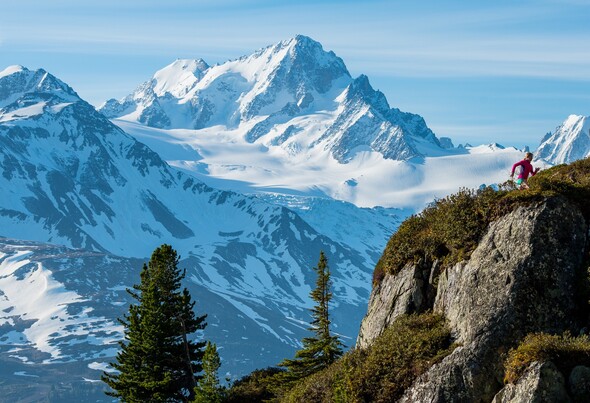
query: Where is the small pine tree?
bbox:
[193,341,224,403]
[279,251,344,382]
[102,244,207,402]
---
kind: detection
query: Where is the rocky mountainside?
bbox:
[100,35,443,163]
[536,114,590,164]
[0,65,403,400]
[356,162,590,402]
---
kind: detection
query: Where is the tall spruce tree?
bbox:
[102,244,207,402]
[279,251,344,382]
[193,341,224,403]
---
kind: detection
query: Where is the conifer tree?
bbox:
[193,341,224,403]
[279,251,344,382]
[103,244,207,402]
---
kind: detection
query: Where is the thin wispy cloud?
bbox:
[12,1,589,81]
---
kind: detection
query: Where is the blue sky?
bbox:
[1,0,589,148]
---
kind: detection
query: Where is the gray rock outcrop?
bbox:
[356,261,438,349]
[492,361,570,403]
[358,197,589,402]
[492,363,590,403]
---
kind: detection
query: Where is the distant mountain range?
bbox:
[0,34,588,401]
[99,36,589,171]
[99,36,542,209]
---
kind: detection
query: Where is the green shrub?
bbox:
[225,367,284,403]
[282,313,456,403]
[504,332,590,384]
[375,186,504,281]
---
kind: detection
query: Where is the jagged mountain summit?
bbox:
[0,64,400,395]
[536,114,590,165]
[100,35,442,163]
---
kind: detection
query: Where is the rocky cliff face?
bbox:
[357,196,589,402]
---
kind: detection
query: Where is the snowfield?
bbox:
[115,120,531,209]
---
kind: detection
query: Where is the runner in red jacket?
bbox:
[510,152,540,189]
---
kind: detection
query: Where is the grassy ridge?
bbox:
[373,157,590,285]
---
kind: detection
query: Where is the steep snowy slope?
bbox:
[536,114,590,164]
[100,35,443,162]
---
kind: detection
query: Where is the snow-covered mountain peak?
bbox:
[562,114,586,129]
[286,34,321,48]
[536,114,590,164]
[217,34,351,116]
[0,65,79,105]
[0,65,26,79]
[264,34,351,93]
[0,65,82,122]
[152,58,210,98]
[248,35,349,78]
[281,35,348,72]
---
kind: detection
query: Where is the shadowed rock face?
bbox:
[357,197,589,402]
[356,260,438,349]
[435,197,584,345]
[493,362,590,402]
[492,361,571,403]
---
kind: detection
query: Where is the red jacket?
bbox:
[511,159,537,180]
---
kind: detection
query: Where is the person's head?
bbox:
[525,152,533,161]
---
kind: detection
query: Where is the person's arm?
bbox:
[510,161,521,177]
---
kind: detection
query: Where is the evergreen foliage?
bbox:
[102,244,207,402]
[225,367,285,403]
[193,341,224,403]
[279,251,344,383]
